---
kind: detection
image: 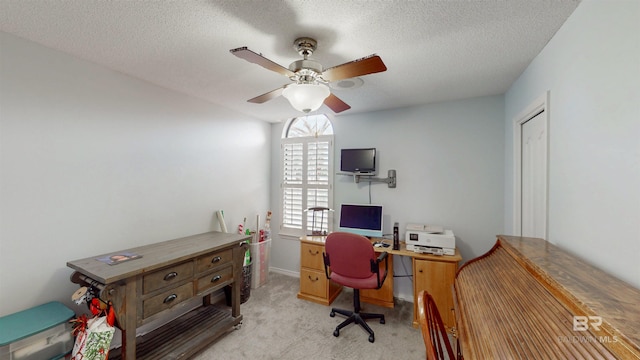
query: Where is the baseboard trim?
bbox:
[268,267,299,278]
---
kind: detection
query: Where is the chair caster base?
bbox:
[333,329,339,337]
[368,334,375,343]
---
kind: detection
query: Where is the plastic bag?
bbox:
[71,314,115,360]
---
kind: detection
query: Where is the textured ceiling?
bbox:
[0,0,580,122]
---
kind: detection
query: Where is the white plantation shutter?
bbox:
[282,142,304,229]
[306,141,331,232]
[281,119,333,237]
[306,188,330,232]
[308,141,330,185]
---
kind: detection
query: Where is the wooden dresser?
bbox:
[297,235,461,330]
[455,235,640,359]
[67,231,249,360]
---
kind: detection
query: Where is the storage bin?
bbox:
[250,239,271,289]
[224,261,252,305]
[0,301,75,360]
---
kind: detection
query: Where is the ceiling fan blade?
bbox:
[324,93,351,113]
[247,86,286,104]
[322,54,387,82]
[230,47,295,77]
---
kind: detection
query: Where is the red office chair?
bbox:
[323,232,389,343]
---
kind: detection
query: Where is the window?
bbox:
[280,114,334,237]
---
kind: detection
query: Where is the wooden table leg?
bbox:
[123,280,137,359]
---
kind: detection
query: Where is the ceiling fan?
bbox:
[230,37,387,114]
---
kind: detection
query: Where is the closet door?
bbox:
[520,110,547,238]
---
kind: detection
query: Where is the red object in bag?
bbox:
[89,298,102,316]
[106,304,116,326]
[71,314,88,337]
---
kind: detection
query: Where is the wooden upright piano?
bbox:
[454,235,640,359]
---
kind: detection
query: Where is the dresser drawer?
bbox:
[143,261,194,294]
[300,243,325,270]
[195,249,233,274]
[196,265,233,293]
[196,266,233,294]
[299,269,327,298]
[142,282,193,319]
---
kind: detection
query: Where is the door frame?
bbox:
[512,91,550,238]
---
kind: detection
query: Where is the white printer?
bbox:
[405,224,455,256]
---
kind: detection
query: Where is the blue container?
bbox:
[0,301,75,360]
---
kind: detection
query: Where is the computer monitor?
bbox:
[338,203,383,238]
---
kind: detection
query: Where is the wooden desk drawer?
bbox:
[143,282,193,319]
[300,243,324,270]
[300,269,327,298]
[195,249,233,274]
[196,265,233,293]
[143,261,194,294]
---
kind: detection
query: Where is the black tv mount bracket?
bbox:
[353,169,397,188]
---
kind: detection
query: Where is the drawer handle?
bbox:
[308,275,319,282]
[164,272,178,281]
[163,294,177,304]
[211,256,222,263]
[211,275,222,283]
[308,249,319,255]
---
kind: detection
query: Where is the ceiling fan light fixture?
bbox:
[230,37,386,114]
[282,83,330,113]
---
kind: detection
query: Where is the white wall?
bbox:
[270,95,505,300]
[504,0,640,288]
[0,33,271,316]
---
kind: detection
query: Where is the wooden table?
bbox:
[68,231,250,360]
[297,235,461,330]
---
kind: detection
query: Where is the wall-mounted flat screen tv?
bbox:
[340,148,376,174]
[338,203,383,238]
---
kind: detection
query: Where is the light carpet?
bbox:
[194,272,425,360]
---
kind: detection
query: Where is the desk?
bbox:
[297,235,461,330]
[67,231,249,360]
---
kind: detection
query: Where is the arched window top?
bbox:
[283,114,334,138]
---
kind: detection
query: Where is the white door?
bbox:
[520,111,547,238]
